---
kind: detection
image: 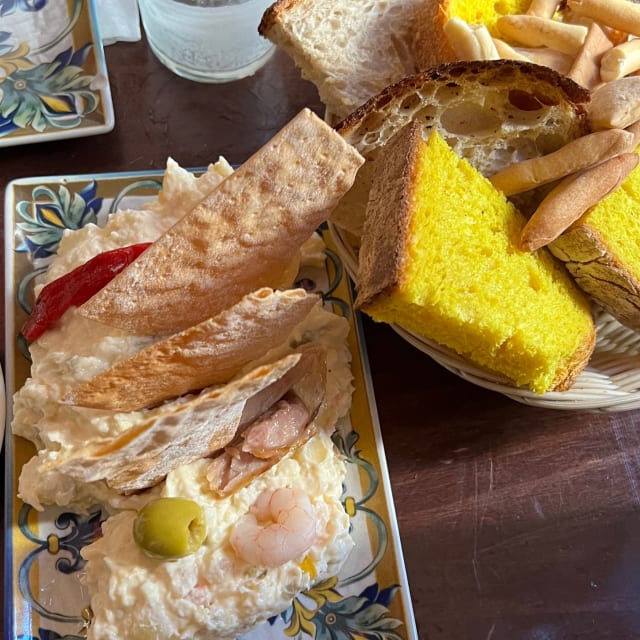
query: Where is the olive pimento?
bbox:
[133,497,207,559]
[21,242,151,341]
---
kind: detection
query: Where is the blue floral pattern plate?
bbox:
[0,0,114,147]
[3,170,419,640]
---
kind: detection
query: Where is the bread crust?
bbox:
[412,0,458,70]
[551,325,596,391]
[551,225,640,331]
[337,59,590,138]
[258,0,299,38]
[355,122,420,311]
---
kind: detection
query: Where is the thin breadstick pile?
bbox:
[442,0,640,251]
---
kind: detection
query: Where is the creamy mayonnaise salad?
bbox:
[82,430,353,640]
[13,159,233,510]
[11,158,356,639]
[13,158,353,512]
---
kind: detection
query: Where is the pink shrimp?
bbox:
[230,487,317,568]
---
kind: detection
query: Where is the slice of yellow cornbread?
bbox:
[356,123,596,393]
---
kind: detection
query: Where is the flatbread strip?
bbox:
[79,109,364,335]
[65,287,319,412]
[55,345,326,494]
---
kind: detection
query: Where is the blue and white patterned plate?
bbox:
[0,0,114,147]
[3,169,418,640]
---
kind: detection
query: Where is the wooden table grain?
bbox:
[3,36,640,640]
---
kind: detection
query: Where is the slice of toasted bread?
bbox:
[65,288,320,412]
[259,0,422,121]
[78,109,363,336]
[54,345,326,493]
[330,59,590,237]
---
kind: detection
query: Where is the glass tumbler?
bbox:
[138,0,276,83]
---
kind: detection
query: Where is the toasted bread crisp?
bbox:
[78,109,363,336]
[65,288,320,412]
[55,345,326,493]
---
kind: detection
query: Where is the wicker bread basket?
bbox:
[330,222,640,412]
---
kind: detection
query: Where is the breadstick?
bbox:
[626,119,640,147]
[601,26,632,47]
[601,38,640,82]
[490,128,636,196]
[567,21,613,88]
[493,40,571,75]
[589,76,640,129]
[497,14,588,54]
[514,46,574,74]
[527,0,560,18]
[444,19,500,60]
[521,152,639,251]
[492,38,531,61]
[567,0,640,37]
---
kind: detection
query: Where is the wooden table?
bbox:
[3,36,640,640]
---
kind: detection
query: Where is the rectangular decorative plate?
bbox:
[3,170,418,639]
[0,0,114,147]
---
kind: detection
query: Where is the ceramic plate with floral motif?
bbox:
[0,0,114,147]
[3,170,418,640]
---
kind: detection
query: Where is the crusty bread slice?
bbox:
[54,345,326,493]
[331,59,590,237]
[78,109,363,336]
[259,0,422,121]
[65,288,320,412]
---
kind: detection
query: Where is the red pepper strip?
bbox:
[21,242,152,341]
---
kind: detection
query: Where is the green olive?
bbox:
[133,497,207,559]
